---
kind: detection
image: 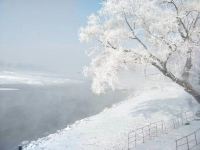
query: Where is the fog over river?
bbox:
[0,72,127,150]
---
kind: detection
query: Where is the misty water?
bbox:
[0,81,127,150]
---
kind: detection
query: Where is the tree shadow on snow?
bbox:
[130,96,195,119]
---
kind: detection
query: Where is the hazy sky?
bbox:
[0,0,101,78]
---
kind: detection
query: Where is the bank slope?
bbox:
[24,84,199,150]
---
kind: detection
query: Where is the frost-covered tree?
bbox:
[80,0,200,103]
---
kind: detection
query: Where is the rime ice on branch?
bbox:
[80,0,200,103]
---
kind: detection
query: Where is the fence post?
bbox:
[175,140,178,150]
[155,124,158,137]
[161,121,164,133]
[194,131,198,145]
[185,112,188,122]
[186,136,189,150]
[128,134,129,150]
[135,132,137,147]
[181,115,184,125]
[174,119,177,128]
[18,146,22,150]
[148,125,150,138]
[172,119,175,129]
[192,112,195,121]
[149,123,152,138]
[142,128,145,143]
[176,118,180,128]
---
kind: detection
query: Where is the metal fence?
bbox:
[128,120,165,150]
[165,112,195,132]
[127,111,195,150]
[176,128,200,150]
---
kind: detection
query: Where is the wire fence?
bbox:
[165,112,195,132]
[175,128,200,150]
[127,111,195,150]
[127,120,165,149]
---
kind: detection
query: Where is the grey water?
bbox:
[0,82,127,150]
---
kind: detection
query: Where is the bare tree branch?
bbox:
[163,0,178,14]
[152,61,199,98]
[193,12,200,28]
[107,41,117,50]
[123,11,165,67]
[98,39,148,64]
[177,17,189,40]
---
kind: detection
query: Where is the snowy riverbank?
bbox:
[24,83,200,150]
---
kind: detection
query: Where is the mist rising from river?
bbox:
[0,81,127,150]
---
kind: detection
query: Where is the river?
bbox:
[0,82,126,150]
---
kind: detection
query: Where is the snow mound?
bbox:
[24,84,199,150]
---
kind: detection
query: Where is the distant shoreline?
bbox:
[0,88,19,91]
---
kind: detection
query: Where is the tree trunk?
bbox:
[185,88,200,104]
[181,52,192,82]
[193,95,200,104]
[151,63,200,104]
[181,50,200,104]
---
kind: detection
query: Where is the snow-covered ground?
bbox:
[23,83,200,150]
[136,120,200,150]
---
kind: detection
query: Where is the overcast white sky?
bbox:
[0,0,101,79]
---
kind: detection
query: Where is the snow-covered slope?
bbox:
[136,120,200,150]
[24,83,200,150]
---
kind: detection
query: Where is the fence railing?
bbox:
[176,128,200,150]
[165,112,195,132]
[128,120,165,150]
[127,111,195,150]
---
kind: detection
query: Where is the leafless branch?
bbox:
[123,11,165,67]
[193,12,200,28]
[163,0,178,14]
